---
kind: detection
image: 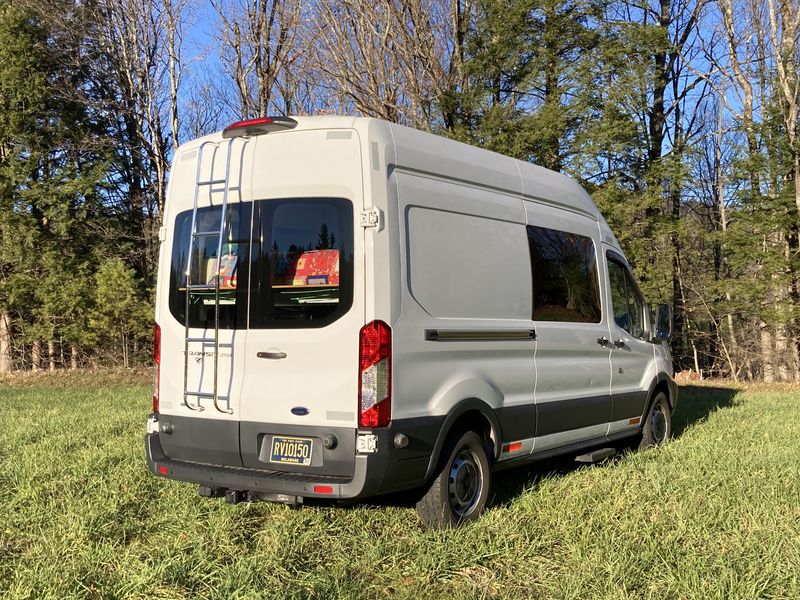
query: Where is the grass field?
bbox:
[1,373,799,599]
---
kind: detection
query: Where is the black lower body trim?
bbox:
[535,394,611,436]
[493,430,640,472]
[611,390,649,422]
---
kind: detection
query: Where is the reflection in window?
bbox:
[169,203,251,329]
[527,225,601,323]
[607,255,645,338]
[169,198,354,330]
[251,198,354,328]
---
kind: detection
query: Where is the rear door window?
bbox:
[169,203,252,329]
[169,198,353,330]
[250,198,354,328]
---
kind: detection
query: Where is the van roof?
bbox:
[179,115,621,249]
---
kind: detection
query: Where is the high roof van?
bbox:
[146,116,676,528]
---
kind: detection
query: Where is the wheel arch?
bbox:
[423,399,501,481]
[645,372,677,417]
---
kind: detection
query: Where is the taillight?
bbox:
[222,116,298,138]
[152,324,161,413]
[358,320,391,428]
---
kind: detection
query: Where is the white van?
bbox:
[146,115,676,528]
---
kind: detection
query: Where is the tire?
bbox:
[639,391,672,449]
[415,430,491,529]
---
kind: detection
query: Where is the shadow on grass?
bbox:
[670,384,740,438]
[321,384,742,512]
[490,384,741,508]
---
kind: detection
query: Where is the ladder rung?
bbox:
[185,391,230,400]
[207,186,240,193]
[193,230,220,237]
[197,178,227,186]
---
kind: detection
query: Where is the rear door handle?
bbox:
[257,351,287,359]
[597,337,609,346]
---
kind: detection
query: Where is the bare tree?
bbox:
[308,0,470,129]
[211,0,304,118]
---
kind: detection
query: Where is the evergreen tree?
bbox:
[0,1,109,370]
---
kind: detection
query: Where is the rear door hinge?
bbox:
[360,208,383,231]
[158,226,167,242]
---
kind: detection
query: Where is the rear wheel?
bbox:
[639,391,671,449]
[415,430,491,529]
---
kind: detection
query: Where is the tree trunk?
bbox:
[70,344,79,370]
[32,340,42,372]
[48,340,56,372]
[761,325,775,382]
[0,310,12,373]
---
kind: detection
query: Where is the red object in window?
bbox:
[280,249,340,286]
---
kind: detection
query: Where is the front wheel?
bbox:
[415,430,491,529]
[639,391,672,449]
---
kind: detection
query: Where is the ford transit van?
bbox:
[146,116,676,528]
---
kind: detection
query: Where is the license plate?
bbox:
[270,436,313,466]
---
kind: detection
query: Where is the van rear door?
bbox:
[236,130,365,476]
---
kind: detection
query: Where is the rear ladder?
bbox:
[183,138,247,414]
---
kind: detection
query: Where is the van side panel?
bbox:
[391,172,536,453]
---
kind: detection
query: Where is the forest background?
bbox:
[1,0,799,382]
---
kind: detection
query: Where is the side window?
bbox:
[608,260,631,332]
[527,225,601,323]
[406,207,532,320]
[607,255,645,338]
[625,269,645,338]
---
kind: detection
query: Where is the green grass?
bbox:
[1,375,799,599]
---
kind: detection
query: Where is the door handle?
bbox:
[597,337,609,346]
[613,339,626,348]
[257,351,287,359]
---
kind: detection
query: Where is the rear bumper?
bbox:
[145,431,386,500]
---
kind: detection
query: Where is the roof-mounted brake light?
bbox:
[222,116,298,139]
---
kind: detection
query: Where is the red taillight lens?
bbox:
[358,320,391,428]
[152,324,161,413]
[222,116,298,138]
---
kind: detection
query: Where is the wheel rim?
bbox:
[651,402,667,445]
[448,448,483,517]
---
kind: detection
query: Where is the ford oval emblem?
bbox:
[291,407,309,416]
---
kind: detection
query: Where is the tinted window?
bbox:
[527,225,601,323]
[607,255,645,338]
[169,203,252,329]
[250,198,353,328]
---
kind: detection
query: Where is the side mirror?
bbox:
[655,304,673,341]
